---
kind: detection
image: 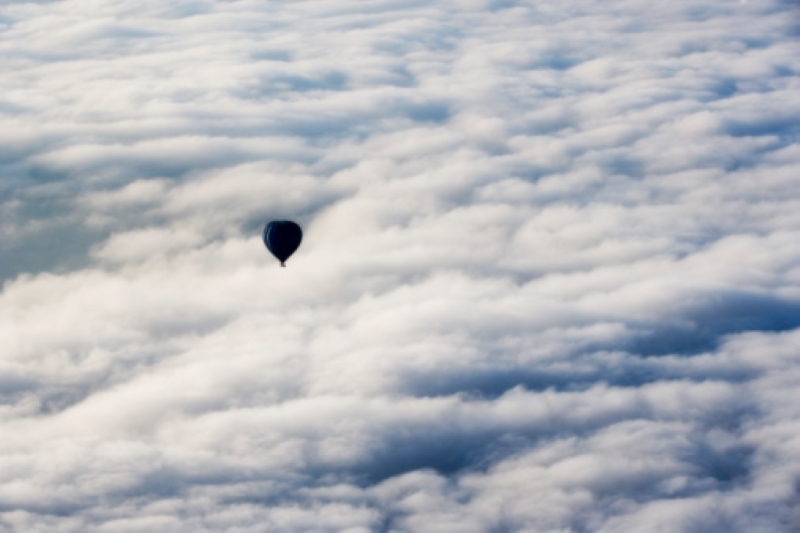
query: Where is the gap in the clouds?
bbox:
[37,387,98,416]
[248,71,351,96]
[0,222,105,284]
[0,499,85,519]
[351,434,510,485]
[0,373,37,404]
[627,292,800,357]
[708,78,739,100]
[692,438,754,488]
[0,176,109,282]
[403,101,451,124]
[399,358,758,401]
[603,156,645,179]
[405,369,570,399]
[346,417,759,493]
[724,115,800,140]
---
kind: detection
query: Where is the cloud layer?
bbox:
[1,0,799,531]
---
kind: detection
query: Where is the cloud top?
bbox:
[1,0,799,531]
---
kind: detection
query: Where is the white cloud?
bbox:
[1,0,799,530]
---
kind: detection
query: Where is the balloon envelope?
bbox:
[263,220,302,266]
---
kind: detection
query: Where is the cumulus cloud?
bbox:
[1,0,799,531]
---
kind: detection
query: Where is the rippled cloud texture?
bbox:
[2,0,800,531]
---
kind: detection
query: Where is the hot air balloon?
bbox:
[263,220,302,267]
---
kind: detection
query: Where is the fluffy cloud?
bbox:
[1,0,799,531]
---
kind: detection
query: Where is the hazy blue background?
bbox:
[1,0,799,531]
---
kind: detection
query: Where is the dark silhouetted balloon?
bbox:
[263,221,302,267]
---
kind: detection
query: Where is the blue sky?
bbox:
[1,0,799,531]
